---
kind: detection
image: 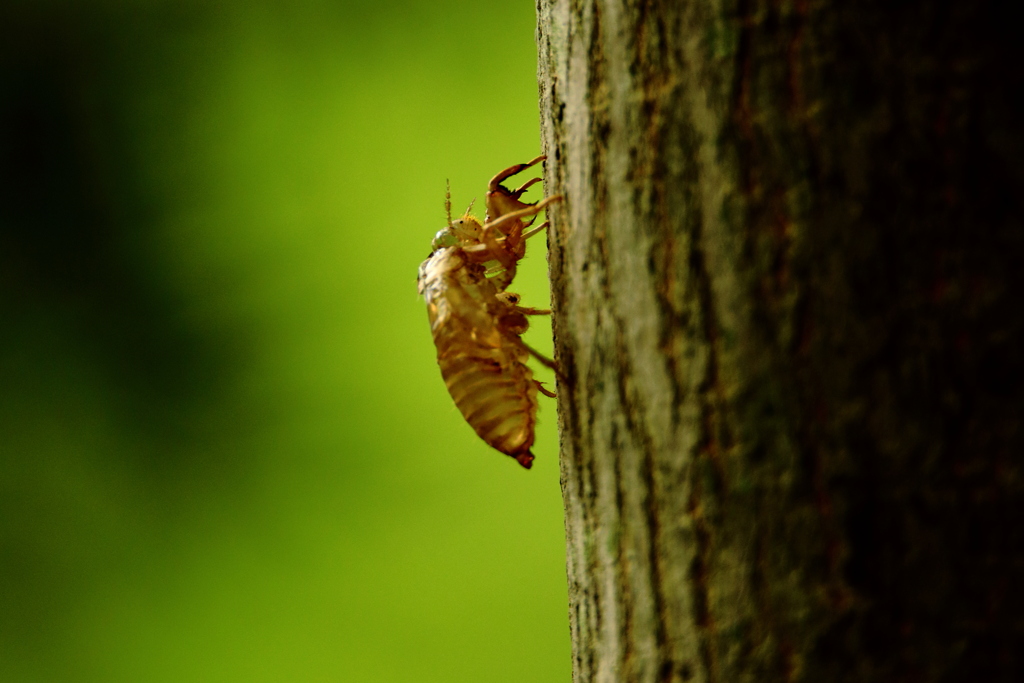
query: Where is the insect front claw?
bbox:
[511,176,542,198]
[488,155,546,194]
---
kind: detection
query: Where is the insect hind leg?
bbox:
[536,381,557,398]
[513,338,566,385]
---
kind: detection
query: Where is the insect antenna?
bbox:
[464,198,476,217]
[445,180,453,227]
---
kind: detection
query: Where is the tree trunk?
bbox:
[535,1,1024,682]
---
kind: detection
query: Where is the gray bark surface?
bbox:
[536,1,1024,682]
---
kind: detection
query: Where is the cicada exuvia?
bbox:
[418,156,561,468]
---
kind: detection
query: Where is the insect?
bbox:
[418,156,561,469]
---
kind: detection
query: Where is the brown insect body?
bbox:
[419,248,541,467]
[418,157,560,469]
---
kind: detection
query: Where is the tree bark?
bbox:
[536,1,1024,682]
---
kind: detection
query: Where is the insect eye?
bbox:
[432,228,457,250]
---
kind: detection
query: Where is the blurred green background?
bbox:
[0,1,567,681]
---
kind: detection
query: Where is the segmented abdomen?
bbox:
[418,247,539,468]
[438,342,538,467]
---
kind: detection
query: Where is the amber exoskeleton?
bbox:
[418,156,561,468]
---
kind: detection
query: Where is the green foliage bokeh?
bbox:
[0,1,567,681]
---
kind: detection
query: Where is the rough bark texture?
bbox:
[536,1,1024,682]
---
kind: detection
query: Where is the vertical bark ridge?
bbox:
[612,324,671,682]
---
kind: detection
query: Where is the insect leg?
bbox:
[522,220,550,241]
[482,195,561,238]
[511,337,565,384]
[516,306,551,316]
[536,381,557,398]
[488,262,517,292]
[481,219,519,271]
[488,155,546,194]
[510,177,541,198]
[520,341,557,371]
